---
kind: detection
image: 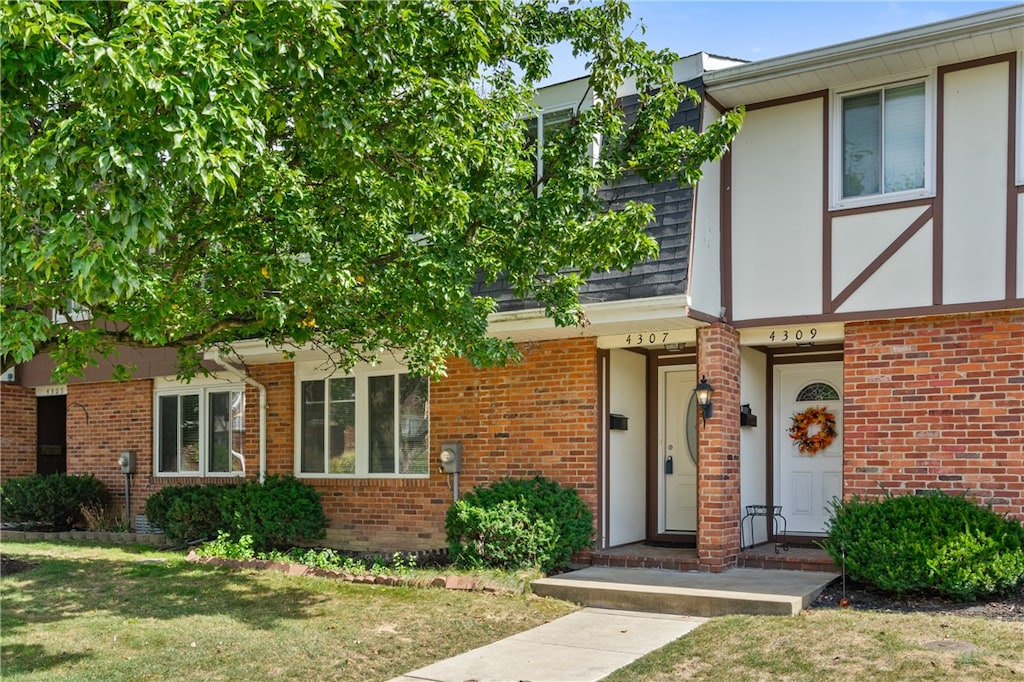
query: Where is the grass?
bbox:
[0,541,576,681]
[604,609,1024,682]
[5,542,1022,682]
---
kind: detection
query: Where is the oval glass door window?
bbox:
[685,392,698,465]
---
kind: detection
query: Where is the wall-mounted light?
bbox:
[694,375,714,425]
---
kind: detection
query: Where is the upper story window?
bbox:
[834,78,933,208]
[526,106,573,184]
[51,299,91,324]
[297,367,428,478]
[154,382,245,476]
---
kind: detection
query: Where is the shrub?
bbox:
[446,476,593,573]
[822,491,1024,600]
[218,475,326,552]
[0,474,109,530]
[144,477,325,549]
[143,484,231,545]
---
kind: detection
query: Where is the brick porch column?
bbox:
[697,323,742,572]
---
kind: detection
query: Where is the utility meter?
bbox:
[439,442,462,474]
[118,450,136,474]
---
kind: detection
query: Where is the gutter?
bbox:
[216,353,268,484]
[703,4,1022,89]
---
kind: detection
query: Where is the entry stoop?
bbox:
[532,566,838,617]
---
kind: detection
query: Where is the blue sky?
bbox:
[541,1,1020,84]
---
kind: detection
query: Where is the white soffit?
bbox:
[487,294,706,343]
[704,5,1023,108]
[206,296,708,362]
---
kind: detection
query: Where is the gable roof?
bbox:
[704,4,1022,108]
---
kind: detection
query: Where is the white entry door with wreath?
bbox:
[775,362,843,535]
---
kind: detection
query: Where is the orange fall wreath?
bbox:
[788,406,837,455]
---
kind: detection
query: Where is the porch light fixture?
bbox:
[694,375,714,425]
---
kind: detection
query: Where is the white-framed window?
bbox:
[154,381,246,476]
[832,77,934,208]
[296,365,429,478]
[51,299,91,324]
[526,104,574,184]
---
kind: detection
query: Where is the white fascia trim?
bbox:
[487,294,695,335]
[204,341,409,370]
[203,340,328,366]
[704,5,1023,90]
[207,296,701,359]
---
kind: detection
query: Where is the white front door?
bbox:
[776,363,843,535]
[661,368,698,533]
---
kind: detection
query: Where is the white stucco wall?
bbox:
[943,61,1010,304]
[731,99,824,321]
[739,347,769,546]
[1019,192,1024,299]
[689,99,724,317]
[607,349,647,547]
[832,207,933,312]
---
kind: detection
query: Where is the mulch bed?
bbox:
[810,576,1024,621]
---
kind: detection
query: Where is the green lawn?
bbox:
[4,542,1022,682]
[0,542,575,681]
[606,607,1024,682]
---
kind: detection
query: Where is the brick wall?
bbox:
[432,336,600,521]
[696,323,742,572]
[4,338,601,551]
[0,383,36,479]
[292,337,601,552]
[63,378,264,522]
[66,380,154,518]
[844,310,1024,520]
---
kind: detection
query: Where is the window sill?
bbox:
[153,472,245,478]
[830,188,933,213]
[296,473,431,481]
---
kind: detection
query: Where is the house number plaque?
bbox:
[740,322,844,346]
[597,329,696,349]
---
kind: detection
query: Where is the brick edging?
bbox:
[1,529,167,546]
[185,550,488,592]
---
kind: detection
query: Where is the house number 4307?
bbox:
[768,328,818,342]
[624,332,671,346]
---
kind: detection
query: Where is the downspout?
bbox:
[217,354,268,483]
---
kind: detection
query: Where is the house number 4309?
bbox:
[768,328,818,342]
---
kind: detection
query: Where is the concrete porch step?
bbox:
[532,566,838,617]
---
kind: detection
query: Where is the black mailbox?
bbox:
[609,413,629,431]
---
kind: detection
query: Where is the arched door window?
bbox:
[795,382,840,402]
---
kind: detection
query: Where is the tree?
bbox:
[1,0,742,381]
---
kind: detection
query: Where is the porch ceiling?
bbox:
[487,294,707,343]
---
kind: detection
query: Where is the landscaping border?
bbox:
[0,528,166,546]
[185,549,485,592]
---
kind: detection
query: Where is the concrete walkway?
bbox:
[389,607,706,682]
[390,566,839,681]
